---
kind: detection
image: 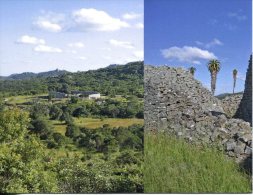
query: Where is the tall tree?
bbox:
[189,67,196,76]
[207,59,221,95]
[232,69,238,94]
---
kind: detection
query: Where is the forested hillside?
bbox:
[0,61,144,193]
[0,61,144,97]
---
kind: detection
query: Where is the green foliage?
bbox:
[0,109,58,193]
[55,156,142,193]
[49,105,62,120]
[70,96,78,104]
[207,59,221,95]
[60,112,73,124]
[30,102,49,119]
[31,117,53,138]
[0,61,144,193]
[144,133,251,193]
[0,61,143,97]
[65,123,80,138]
[115,150,140,165]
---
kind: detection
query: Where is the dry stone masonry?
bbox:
[220,93,243,118]
[144,64,252,167]
[235,55,252,126]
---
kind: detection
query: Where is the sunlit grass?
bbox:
[49,118,143,135]
[74,117,144,129]
[6,94,48,104]
[144,133,252,193]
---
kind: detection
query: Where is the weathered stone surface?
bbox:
[235,55,252,125]
[219,93,243,118]
[144,64,252,165]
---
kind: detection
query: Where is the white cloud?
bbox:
[195,38,223,48]
[72,8,130,31]
[101,47,112,51]
[133,50,144,59]
[102,56,112,60]
[34,45,62,53]
[34,12,64,32]
[68,42,84,48]
[35,20,62,32]
[77,56,87,60]
[135,22,144,29]
[122,12,141,20]
[228,12,247,21]
[16,35,45,45]
[206,38,223,48]
[109,39,134,49]
[161,46,217,64]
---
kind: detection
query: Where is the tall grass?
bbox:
[144,133,252,193]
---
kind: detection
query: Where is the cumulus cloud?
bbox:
[122,12,141,20]
[109,39,134,49]
[34,12,64,32]
[133,50,144,59]
[16,35,45,45]
[72,8,130,31]
[35,20,62,32]
[196,38,223,48]
[134,22,144,29]
[34,45,62,53]
[68,42,84,48]
[161,46,217,64]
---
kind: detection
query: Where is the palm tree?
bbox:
[232,69,237,94]
[189,67,196,76]
[207,59,221,95]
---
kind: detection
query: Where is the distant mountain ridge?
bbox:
[0,62,139,80]
[1,69,69,80]
[215,92,243,100]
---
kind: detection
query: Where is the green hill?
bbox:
[0,61,144,97]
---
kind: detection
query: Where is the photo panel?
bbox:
[144,0,252,193]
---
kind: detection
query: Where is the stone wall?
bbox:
[220,94,243,118]
[144,65,252,165]
[235,55,252,126]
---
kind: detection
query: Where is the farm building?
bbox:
[49,91,67,99]
[71,91,101,99]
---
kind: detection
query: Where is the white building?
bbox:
[71,91,100,99]
[88,93,100,99]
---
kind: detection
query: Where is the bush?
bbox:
[65,123,80,138]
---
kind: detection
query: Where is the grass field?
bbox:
[50,118,143,135]
[144,133,252,193]
[5,94,48,105]
[74,117,143,128]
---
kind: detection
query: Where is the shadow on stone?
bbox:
[239,155,252,175]
[210,111,227,117]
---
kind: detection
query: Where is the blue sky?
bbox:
[145,0,252,95]
[0,0,143,76]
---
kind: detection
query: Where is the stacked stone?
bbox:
[235,55,252,126]
[220,94,243,118]
[144,65,252,164]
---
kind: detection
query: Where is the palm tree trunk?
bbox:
[233,78,236,94]
[211,72,216,95]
